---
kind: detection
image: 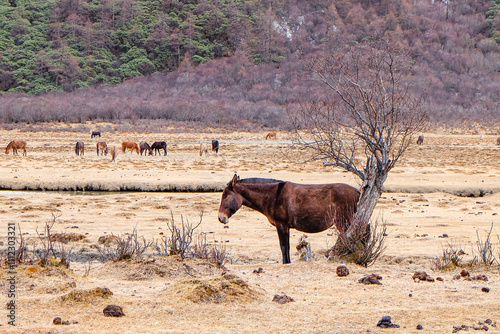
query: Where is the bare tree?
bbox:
[290,42,427,253]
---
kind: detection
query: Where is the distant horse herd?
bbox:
[4,131,226,163]
[6,133,500,161]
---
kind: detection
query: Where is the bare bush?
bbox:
[16,224,31,265]
[155,212,203,258]
[209,241,227,268]
[474,223,499,266]
[34,214,75,268]
[97,227,152,262]
[432,242,467,270]
[327,218,387,267]
[192,232,209,259]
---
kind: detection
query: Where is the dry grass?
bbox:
[0,125,499,333]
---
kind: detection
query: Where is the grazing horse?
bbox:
[417,135,424,145]
[96,142,108,156]
[110,146,117,164]
[75,141,84,156]
[151,141,167,156]
[212,140,219,155]
[200,143,209,156]
[5,140,27,156]
[121,141,140,154]
[91,131,101,138]
[218,174,360,264]
[140,142,153,156]
[265,132,277,140]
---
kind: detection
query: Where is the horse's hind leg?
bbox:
[276,226,291,264]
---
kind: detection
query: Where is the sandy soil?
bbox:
[0,125,500,333]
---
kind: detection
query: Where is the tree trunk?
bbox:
[334,165,387,251]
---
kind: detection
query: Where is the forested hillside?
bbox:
[1,0,500,127]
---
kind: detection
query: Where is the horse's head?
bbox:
[218,174,243,225]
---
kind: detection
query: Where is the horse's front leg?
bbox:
[276,225,291,264]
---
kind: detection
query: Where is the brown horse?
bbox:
[497,137,500,146]
[96,142,108,156]
[200,143,209,156]
[110,146,117,163]
[265,132,277,140]
[151,141,167,156]
[218,174,360,264]
[5,140,27,156]
[122,141,140,154]
[417,135,424,145]
[139,142,153,156]
[91,130,101,138]
[75,141,84,156]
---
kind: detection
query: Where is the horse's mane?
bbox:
[238,178,284,184]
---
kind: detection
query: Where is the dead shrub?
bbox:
[34,214,74,269]
[327,219,387,267]
[155,212,202,258]
[432,242,467,270]
[192,233,227,268]
[209,241,227,268]
[473,223,499,266]
[96,226,152,262]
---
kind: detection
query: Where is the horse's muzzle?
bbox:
[218,212,229,224]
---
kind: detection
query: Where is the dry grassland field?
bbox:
[1,124,500,334]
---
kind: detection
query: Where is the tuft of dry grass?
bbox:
[169,272,261,304]
[59,287,113,305]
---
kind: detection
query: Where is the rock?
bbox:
[417,324,423,330]
[376,316,400,328]
[53,317,62,325]
[359,274,382,285]
[272,294,294,304]
[336,265,349,277]
[481,287,490,293]
[413,271,435,282]
[103,305,125,317]
[252,267,265,274]
[460,269,469,277]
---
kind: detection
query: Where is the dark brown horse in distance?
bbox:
[91,131,101,138]
[5,140,27,156]
[122,141,140,154]
[151,141,167,156]
[218,174,360,264]
[75,141,84,156]
[417,135,424,145]
[96,142,108,156]
[140,142,153,156]
[265,132,277,140]
[212,140,219,155]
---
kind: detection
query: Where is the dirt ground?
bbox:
[0,124,500,333]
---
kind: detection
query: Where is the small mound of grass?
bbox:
[171,272,261,303]
[59,287,113,305]
[50,232,87,244]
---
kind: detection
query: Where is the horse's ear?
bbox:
[230,174,239,187]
